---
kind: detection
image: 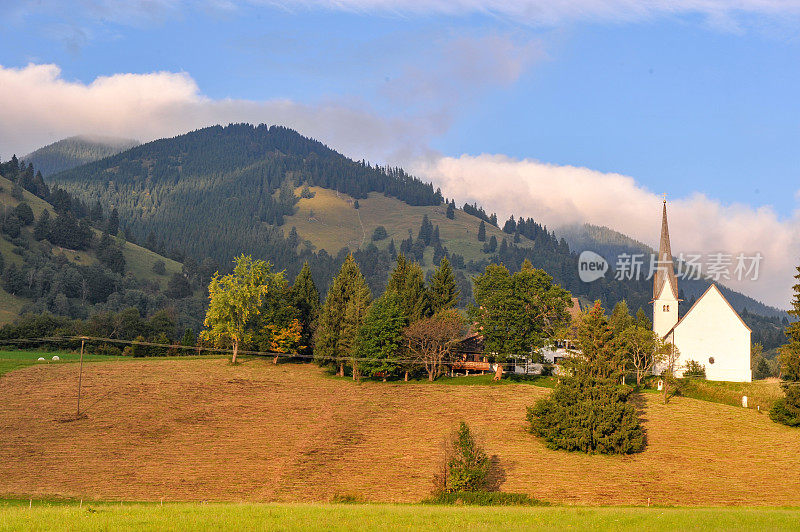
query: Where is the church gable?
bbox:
[671,283,752,382]
[673,284,750,335]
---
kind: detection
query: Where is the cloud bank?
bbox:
[415,154,799,308]
[1,62,796,307]
[0,63,441,162]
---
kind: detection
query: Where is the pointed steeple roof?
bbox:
[653,200,679,300]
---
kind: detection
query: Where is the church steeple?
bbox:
[652,199,679,339]
[653,199,679,301]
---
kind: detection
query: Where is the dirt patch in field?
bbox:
[1,359,799,505]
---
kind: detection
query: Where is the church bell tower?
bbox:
[652,200,680,338]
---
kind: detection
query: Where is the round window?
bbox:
[708,357,715,365]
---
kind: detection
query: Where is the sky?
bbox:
[1,0,799,307]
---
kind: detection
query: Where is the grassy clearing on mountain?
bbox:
[4,502,800,531]
[2,358,799,506]
[285,187,529,266]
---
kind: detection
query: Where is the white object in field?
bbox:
[52,355,60,361]
[657,379,664,391]
[37,357,45,361]
[742,395,748,408]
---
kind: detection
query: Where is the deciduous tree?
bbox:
[404,309,465,381]
[201,255,278,364]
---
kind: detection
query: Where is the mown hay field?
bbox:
[1,358,799,506]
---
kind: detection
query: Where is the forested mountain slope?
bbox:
[49,124,653,309]
[0,172,182,326]
[48,123,784,348]
[24,135,139,177]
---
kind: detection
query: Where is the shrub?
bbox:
[299,185,315,199]
[434,422,491,494]
[683,360,706,379]
[152,260,166,275]
[13,203,34,225]
[94,343,122,357]
[527,375,645,454]
[371,226,388,241]
[770,385,800,427]
[421,491,542,506]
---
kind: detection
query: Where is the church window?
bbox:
[662,304,670,312]
[708,357,715,365]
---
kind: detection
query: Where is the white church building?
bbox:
[652,201,752,382]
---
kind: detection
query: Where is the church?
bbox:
[652,201,752,382]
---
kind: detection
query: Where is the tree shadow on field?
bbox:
[486,455,507,492]
[629,391,649,450]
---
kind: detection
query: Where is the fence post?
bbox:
[77,338,85,417]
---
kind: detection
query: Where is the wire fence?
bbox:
[0,335,528,369]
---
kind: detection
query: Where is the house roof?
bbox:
[665,283,752,337]
[653,200,679,301]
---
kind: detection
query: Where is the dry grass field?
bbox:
[284,187,527,264]
[1,358,799,506]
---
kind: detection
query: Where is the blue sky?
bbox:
[1,0,800,306]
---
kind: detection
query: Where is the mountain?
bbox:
[49,124,654,308]
[24,135,139,176]
[49,123,786,348]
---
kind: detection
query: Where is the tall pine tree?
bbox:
[291,262,320,357]
[771,266,800,427]
[385,253,428,321]
[315,254,371,376]
[429,257,459,313]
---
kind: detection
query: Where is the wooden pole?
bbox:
[77,339,85,417]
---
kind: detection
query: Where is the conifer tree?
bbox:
[315,254,371,376]
[385,253,428,321]
[356,292,407,380]
[527,301,645,454]
[33,210,50,241]
[429,257,459,313]
[771,266,800,426]
[446,201,455,220]
[107,208,119,236]
[291,262,320,356]
[477,220,486,242]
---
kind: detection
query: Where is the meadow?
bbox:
[2,356,799,507]
[2,501,800,531]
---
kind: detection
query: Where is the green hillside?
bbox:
[286,186,533,267]
[23,135,139,177]
[0,174,181,325]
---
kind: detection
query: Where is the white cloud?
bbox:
[265,0,800,25]
[0,63,441,162]
[414,154,800,308]
[8,0,800,31]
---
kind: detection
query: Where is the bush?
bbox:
[527,375,645,454]
[683,360,706,379]
[770,384,800,427]
[434,422,491,494]
[371,226,388,241]
[13,203,34,225]
[94,343,122,357]
[421,491,542,506]
[152,260,166,275]
[299,185,315,199]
